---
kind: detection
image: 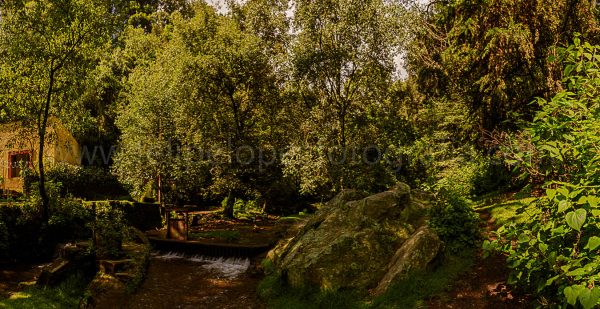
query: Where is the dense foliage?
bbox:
[409,0,599,136]
[487,39,600,307]
[106,0,415,212]
[1,0,599,307]
[0,0,113,219]
[429,191,481,252]
[24,163,127,200]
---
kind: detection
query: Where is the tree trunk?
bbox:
[38,66,56,222]
[224,190,235,219]
[157,173,162,204]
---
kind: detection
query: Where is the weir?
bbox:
[148,237,273,257]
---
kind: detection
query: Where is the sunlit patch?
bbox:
[8,292,31,300]
[205,278,243,288]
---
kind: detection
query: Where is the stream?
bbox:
[121,252,264,309]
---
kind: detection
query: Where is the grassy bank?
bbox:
[0,274,89,309]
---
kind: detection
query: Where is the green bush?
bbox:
[471,159,512,196]
[83,201,162,232]
[233,198,265,220]
[92,202,129,259]
[0,195,93,261]
[429,190,481,252]
[26,163,128,200]
[0,196,159,261]
[488,38,600,308]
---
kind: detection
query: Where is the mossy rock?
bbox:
[268,183,439,292]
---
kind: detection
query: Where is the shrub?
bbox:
[26,163,128,200]
[83,201,162,234]
[488,38,600,308]
[0,195,93,261]
[92,202,129,259]
[429,190,481,252]
[233,198,265,220]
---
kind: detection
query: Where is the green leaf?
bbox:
[566,267,586,277]
[558,187,570,198]
[545,275,559,287]
[565,64,575,77]
[589,196,599,208]
[570,189,583,199]
[565,285,583,306]
[546,188,557,200]
[558,200,570,213]
[579,287,600,309]
[518,233,529,243]
[566,209,587,231]
[584,236,600,251]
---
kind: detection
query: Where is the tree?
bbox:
[179,6,283,216]
[0,0,110,220]
[114,3,284,214]
[407,0,600,138]
[284,0,406,194]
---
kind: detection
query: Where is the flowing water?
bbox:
[153,252,252,279]
[123,252,264,309]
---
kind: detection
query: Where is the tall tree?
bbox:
[114,3,283,214]
[284,0,405,194]
[180,7,282,216]
[0,0,110,220]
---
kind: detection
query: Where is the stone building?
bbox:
[0,119,81,193]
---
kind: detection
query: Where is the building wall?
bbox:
[0,120,81,193]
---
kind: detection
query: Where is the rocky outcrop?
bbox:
[268,183,442,293]
[373,226,442,295]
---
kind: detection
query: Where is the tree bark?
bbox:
[157,173,162,204]
[38,65,56,222]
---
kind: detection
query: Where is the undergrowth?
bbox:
[0,273,89,309]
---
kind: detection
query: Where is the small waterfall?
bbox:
[153,251,251,279]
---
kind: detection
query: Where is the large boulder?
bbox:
[269,183,441,292]
[372,225,442,295]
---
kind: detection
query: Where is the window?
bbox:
[8,151,32,178]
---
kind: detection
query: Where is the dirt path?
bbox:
[122,253,265,309]
[427,211,531,308]
[428,252,530,308]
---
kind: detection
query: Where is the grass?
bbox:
[0,273,88,309]
[258,275,363,309]
[370,251,475,308]
[257,250,475,309]
[475,197,539,226]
